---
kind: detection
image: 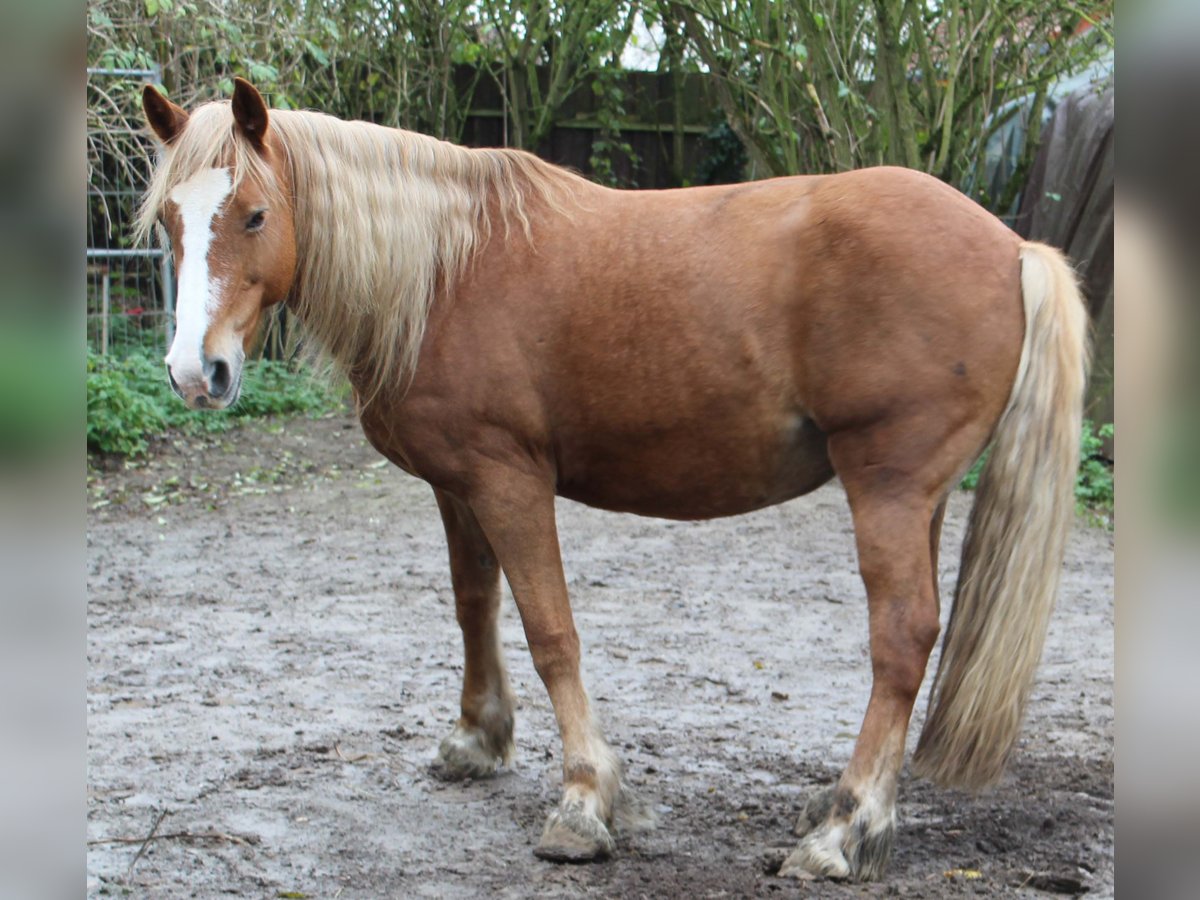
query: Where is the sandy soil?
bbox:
[87,412,1113,898]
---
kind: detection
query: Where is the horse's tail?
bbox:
[912,241,1090,791]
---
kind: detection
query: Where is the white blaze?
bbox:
[164,167,233,382]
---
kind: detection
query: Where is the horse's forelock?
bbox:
[135,102,281,247]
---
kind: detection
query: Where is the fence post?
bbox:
[161,252,174,349]
[100,270,110,356]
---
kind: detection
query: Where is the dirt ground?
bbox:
[86,412,1113,898]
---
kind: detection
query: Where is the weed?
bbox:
[87,348,343,457]
[959,420,1114,523]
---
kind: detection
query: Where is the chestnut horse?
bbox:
[139,79,1088,880]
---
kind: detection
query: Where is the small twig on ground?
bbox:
[334,742,377,763]
[89,829,259,849]
[124,808,169,885]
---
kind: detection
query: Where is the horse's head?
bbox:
[141,79,296,409]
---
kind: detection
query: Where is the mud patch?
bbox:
[88,414,1113,897]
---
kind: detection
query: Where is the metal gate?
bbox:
[86,66,174,356]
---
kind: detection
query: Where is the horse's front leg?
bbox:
[432,489,516,779]
[468,475,626,861]
[781,482,944,881]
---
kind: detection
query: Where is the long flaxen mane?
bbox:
[137,101,579,400]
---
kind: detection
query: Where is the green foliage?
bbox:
[86,349,342,457]
[669,0,1113,192]
[589,69,639,187]
[959,447,988,492]
[1075,421,1114,514]
[694,119,749,185]
[88,1,641,148]
[959,420,1114,521]
[236,358,341,420]
[87,1,1113,196]
[86,351,166,456]
[475,1,640,150]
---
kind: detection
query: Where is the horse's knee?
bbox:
[526,628,581,682]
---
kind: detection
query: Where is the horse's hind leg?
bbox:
[782,439,951,881]
[432,489,516,779]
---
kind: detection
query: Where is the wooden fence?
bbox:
[456,67,727,188]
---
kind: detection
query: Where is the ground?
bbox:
[86,412,1114,898]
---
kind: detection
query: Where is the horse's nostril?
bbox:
[208,358,232,398]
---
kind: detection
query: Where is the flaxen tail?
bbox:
[912,241,1090,790]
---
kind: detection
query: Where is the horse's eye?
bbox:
[246,210,267,232]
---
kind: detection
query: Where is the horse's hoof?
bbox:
[779,809,896,882]
[778,835,851,880]
[432,723,509,781]
[533,804,615,863]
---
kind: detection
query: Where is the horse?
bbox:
[138,78,1088,881]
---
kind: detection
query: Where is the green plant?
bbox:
[668,0,1111,189]
[234,359,342,419]
[86,348,343,457]
[959,447,988,492]
[86,351,166,456]
[694,119,749,185]
[589,68,640,187]
[476,1,639,151]
[958,419,1114,521]
[1075,421,1114,514]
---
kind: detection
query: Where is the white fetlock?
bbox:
[433,722,510,780]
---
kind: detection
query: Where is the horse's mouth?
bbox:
[200,369,243,410]
[170,368,243,411]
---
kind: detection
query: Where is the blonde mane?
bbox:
[137,101,580,400]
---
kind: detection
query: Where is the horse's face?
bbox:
[157,162,296,409]
[144,80,296,410]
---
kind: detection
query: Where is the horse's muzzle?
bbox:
[165,354,241,410]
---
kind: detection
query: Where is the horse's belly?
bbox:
[555,413,834,520]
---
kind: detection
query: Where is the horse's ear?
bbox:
[231,77,270,152]
[142,85,188,145]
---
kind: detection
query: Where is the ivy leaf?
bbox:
[219,20,245,43]
[249,62,280,84]
[304,40,329,67]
